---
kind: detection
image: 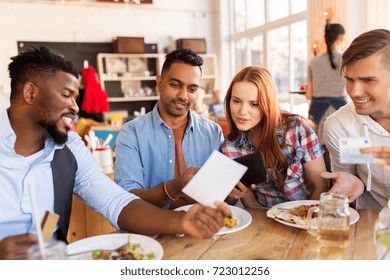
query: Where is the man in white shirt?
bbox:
[323,29,390,210]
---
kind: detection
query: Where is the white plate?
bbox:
[66,233,163,260]
[174,205,252,235]
[266,200,360,230]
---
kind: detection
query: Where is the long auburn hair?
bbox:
[224,66,311,186]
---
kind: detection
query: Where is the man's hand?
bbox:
[171,166,200,197]
[0,233,37,260]
[320,171,364,203]
[181,202,231,238]
[361,146,390,171]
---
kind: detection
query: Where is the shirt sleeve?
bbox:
[323,114,357,174]
[297,118,324,163]
[114,122,145,192]
[67,133,139,229]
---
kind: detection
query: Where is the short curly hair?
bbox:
[8,46,79,101]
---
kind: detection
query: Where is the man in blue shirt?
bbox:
[0,47,230,259]
[115,49,224,209]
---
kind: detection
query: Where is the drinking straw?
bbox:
[28,183,46,259]
[102,134,113,148]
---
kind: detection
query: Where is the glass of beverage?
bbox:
[307,192,351,248]
[374,201,390,260]
[28,240,67,260]
[375,229,390,260]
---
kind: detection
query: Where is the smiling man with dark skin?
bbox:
[0,47,231,259]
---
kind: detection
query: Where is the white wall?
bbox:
[0,0,218,111]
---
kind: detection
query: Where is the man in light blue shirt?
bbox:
[115,49,224,209]
[0,47,230,259]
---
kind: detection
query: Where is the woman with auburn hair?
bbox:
[222,66,328,208]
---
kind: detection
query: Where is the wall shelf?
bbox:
[96,53,219,115]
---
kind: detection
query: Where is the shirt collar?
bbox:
[152,102,194,132]
[236,133,255,150]
[0,109,15,143]
[0,109,65,157]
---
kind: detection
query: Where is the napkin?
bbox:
[233,152,267,186]
[182,150,247,207]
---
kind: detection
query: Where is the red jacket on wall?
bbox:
[81,66,109,113]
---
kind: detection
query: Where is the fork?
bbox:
[67,242,129,256]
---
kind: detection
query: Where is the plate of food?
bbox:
[266,200,360,230]
[174,204,252,235]
[66,233,163,260]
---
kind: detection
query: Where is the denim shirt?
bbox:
[0,110,137,240]
[114,103,224,194]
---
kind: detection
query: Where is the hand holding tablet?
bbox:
[233,152,267,186]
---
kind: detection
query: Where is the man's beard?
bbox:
[39,120,68,144]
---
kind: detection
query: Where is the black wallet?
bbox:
[233,152,267,186]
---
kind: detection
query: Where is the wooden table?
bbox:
[155,208,378,260]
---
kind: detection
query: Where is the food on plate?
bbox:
[91,235,155,260]
[288,204,319,219]
[266,203,319,226]
[224,216,237,228]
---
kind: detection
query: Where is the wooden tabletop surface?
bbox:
[155,208,378,260]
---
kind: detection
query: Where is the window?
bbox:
[230,0,307,105]
[234,0,265,32]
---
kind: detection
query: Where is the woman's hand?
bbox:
[225,181,250,204]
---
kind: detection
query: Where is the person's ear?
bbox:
[22,82,38,104]
[156,75,162,94]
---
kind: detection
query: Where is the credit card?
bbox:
[339,137,374,164]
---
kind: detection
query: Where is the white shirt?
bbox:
[323,102,390,210]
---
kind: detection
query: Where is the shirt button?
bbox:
[168,135,172,138]
[169,160,173,163]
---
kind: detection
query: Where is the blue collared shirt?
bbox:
[114,103,224,194]
[0,110,138,240]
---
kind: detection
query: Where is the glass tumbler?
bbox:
[27,240,67,260]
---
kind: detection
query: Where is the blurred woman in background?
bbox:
[306,23,348,171]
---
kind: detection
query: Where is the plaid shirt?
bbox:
[221,116,324,207]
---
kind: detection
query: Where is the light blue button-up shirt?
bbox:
[114,103,224,194]
[0,110,138,240]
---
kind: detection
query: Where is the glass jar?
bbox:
[307,192,351,248]
[375,199,390,260]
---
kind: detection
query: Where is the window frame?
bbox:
[229,0,308,104]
